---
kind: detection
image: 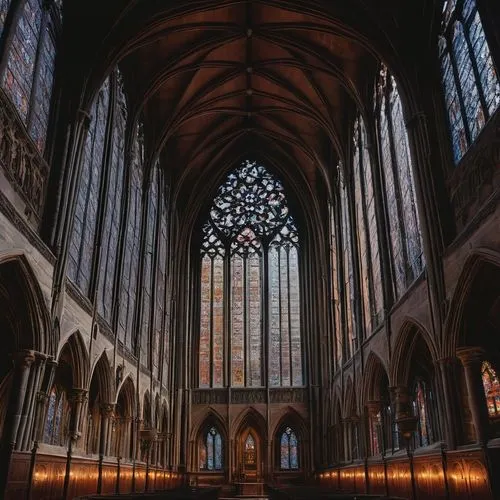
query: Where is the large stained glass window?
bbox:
[117,124,143,350]
[279,427,299,470]
[329,202,342,367]
[97,72,127,323]
[376,66,424,300]
[339,171,355,359]
[412,379,435,448]
[67,78,110,296]
[43,385,69,446]
[2,0,59,152]
[481,361,500,418]
[199,160,303,388]
[201,427,223,471]
[352,117,383,336]
[440,0,500,163]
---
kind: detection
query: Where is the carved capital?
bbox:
[12,350,36,369]
[100,403,115,416]
[70,388,88,404]
[456,347,485,367]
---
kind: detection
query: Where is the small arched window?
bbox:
[439,0,500,163]
[412,379,435,448]
[481,361,500,418]
[200,426,223,471]
[279,427,299,470]
[43,385,68,446]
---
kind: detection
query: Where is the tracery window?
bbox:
[481,361,500,418]
[68,78,110,295]
[440,0,500,163]
[118,124,144,350]
[279,427,299,470]
[200,427,223,471]
[339,171,355,359]
[376,66,424,299]
[1,0,60,152]
[43,385,69,446]
[352,117,383,335]
[412,379,435,448]
[199,160,303,388]
[97,71,127,323]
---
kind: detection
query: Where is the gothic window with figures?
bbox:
[279,427,299,470]
[439,0,500,163]
[244,433,257,469]
[200,426,223,471]
[375,65,424,299]
[199,159,303,388]
[43,384,69,446]
[481,361,500,418]
[412,379,435,448]
[1,0,61,152]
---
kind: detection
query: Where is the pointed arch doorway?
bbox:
[237,428,261,481]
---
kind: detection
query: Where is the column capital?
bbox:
[456,347,485,367]
[435,356,458,367]
[366,400,382,417]
[12,350,36,369]
[100,403,115,416]
[70,388,88,404]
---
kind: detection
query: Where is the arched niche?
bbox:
[114,377,135,460]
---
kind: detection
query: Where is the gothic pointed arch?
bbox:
[56,330,89,390]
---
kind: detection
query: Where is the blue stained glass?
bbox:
[214,432,222,469]
[43,389,56,443]
[280,432,289,469]
[289,431,298,469]
[0,0,12,39]
[452,22,484,140]
[207,432,214,470]
[53,394,63,445]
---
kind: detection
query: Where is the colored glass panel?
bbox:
[67,79,110,295]
[214,432,222,470]
[157,199,169,380]
[3,0,42,122]
[199,256,211,388]
[98,74,127,323]
[330,203,342,365]
[0,0,12,38]
[280,246,290,386]
[28,21,55,152]
[289,247,302,385]
[43,388,56,443]
[231,255,244,386]
[481,361,500,417]
[207,432,214,470]
[212,256,224,387]
[118,128,143,350]
[269,246,281,386]
[248,252,262,385]
[289,430,298,469]
[280,431,289,469]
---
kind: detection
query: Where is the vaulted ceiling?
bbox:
[64,0,441,204]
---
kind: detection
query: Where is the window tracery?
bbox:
[199,160,302,388]
[279,426,299,470]
[440,0,500,162]
[200,426,223,471]
[376,66,424,299]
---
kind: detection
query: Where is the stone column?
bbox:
[0,350,36,497]
[456,347,490,444]
[70,388,88,444]
[97,403,114,493]
[436,357,461,449]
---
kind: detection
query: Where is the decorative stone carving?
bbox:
[269,387,307,403]
[231,389,266,404]
[191,389,227,404]
[0,91,49,222]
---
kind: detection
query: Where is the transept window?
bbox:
[199,160,303,388]
[200,427,223,471]
[481,361,500,418]
[376,66,424,299]
[1,0,60,152]
[279,427,299,470]
[352,117,383,335]
[439,0,500,163]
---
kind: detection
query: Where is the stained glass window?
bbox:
[376,66,424,300]
[481,361,500,418]
[199,160,303,388]
[413,379,434,448]
[329,202,342,367]
[67,78,110,296]
[440,0,500,163]
[340,172,354,358]
[0,0,12,38]
[98,72,127,323]
[352,117,383,336]
[139,164,159,359]
[117,124,143,350]
[43,386,68,446]
[201,427,223,471]
[2,0,58,153]
[279,427,299,470]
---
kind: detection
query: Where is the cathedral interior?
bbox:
[0,0,498,499]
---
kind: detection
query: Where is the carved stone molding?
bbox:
[191,389,228,405]
[231,388,266,404]
[0,89,50,223]
[269,387,307,403]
